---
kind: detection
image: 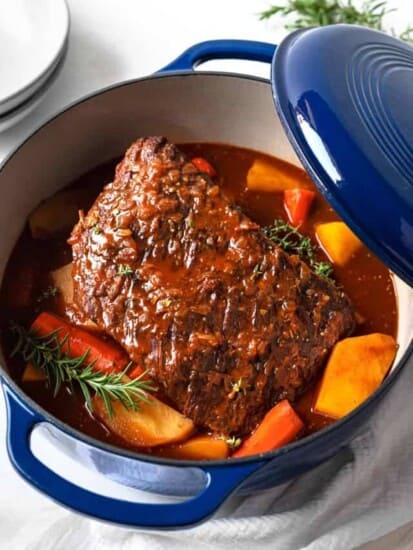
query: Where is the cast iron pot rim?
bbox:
[0,69,411,469]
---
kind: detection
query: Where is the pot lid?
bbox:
[271,24,413,287]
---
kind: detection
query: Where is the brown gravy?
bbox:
[0,143,397,455]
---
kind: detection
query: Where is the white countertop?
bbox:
[0,1,412,548]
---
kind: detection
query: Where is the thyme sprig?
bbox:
[36,286,59,303]
[259,1,413,43]
[264,219,334,279]
[10,323,156,418]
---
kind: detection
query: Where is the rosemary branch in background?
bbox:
[259,0,413,43]
[264,219,334,279]
[10,323,156,418]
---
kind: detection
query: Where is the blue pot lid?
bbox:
[271,24,413,287]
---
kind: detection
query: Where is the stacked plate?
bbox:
[0,0,70,132]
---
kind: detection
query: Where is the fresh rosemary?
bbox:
[259,0,413,43]
[10,323,156,418]
[264,219,334,279]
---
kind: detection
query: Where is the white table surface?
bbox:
[0,1,412,548]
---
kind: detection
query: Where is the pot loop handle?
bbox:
[160,39,276,73]
[4,387,266,528]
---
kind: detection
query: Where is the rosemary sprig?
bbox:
[264,219,334,280]
[259,0,413,43]
[9,323,156,418]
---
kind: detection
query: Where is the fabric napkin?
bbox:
[2,344,413,550]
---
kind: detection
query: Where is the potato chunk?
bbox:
[29,188,94,239]
[22,363,46,382]
[50,263,73,305]
[246,159,306,192]
[314,333,397,419]
[93,393,195,448]
[315,221,362,266]
[158,435,229,460]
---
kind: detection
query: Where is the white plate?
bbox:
[0,43,68,133]
[0,0,69,115]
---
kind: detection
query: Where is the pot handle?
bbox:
[160,39,276,73]
[4,386,265,529]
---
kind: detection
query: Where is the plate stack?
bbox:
[0,0,70,132]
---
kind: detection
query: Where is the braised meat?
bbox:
[70,137,354,436]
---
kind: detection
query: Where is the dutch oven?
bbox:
[0,24,412,529]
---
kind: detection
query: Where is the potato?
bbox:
[50,263,73,305]
[246,159,307,192]
[93,392,195,448]
[29,188,94,239]
[315,221,362,266]
[158,435,229,460]
[22,363,46,382]
[314,333,397,419]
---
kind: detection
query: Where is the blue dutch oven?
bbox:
[0,25,413,529]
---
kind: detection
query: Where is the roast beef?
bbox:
[70,137,354,436]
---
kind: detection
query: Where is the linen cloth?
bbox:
[1,1,412,548]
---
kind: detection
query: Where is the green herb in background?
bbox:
[259,0,413,43]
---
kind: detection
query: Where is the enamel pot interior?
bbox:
[0,72,412,508]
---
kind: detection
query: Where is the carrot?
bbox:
[232,400,304,458]
[191,157,217,179]
[284,188,315,226]
[128,364,145,379]
[31,312,129,374]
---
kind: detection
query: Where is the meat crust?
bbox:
[70,137,354,436]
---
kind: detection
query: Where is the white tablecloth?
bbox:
[1,1,413,548]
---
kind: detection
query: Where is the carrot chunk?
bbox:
[191,157,217,179]
[233,400,304,458]
[31,312,129,374]
[284,188,315,226]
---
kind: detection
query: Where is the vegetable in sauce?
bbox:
[0,142,398,459]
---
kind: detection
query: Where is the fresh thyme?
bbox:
[226,436,242,449]
[228,378,247,399]
[37,286,59,303]
[117,264,134,277]
[264,219,334,280]
[259,0,413,43]
[9,323,156,418]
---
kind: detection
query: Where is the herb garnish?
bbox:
[226,436,242,449]
[10,323,155,418]
[228,377,247,399]
[117,264,134,277]
[259,1,413,43]
[37,286,60,303]
[264,219,334,280]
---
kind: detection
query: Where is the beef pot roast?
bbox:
[70,137,354,437]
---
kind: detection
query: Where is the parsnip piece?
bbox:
[50,263,73,305]
[315,221,362,266]
[93,393,195,448]
[314,333,397,419]
[246,159,306,192]
[159,435,229,460]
